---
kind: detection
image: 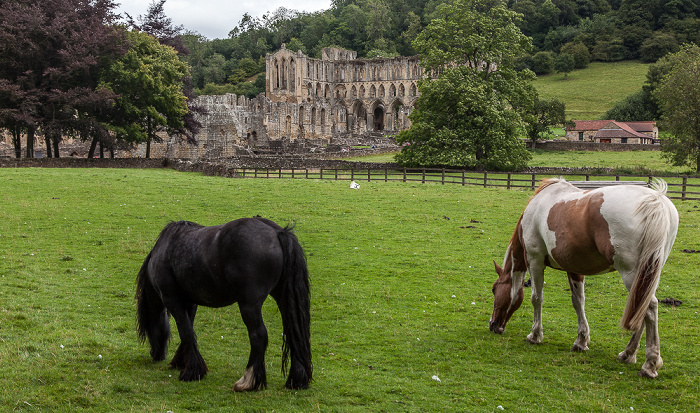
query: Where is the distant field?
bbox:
[342,150,692,175]
[533,61,650,120]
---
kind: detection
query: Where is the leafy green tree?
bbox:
[396,0,535,171]
[639,32,679,63]
[654,44,700,172]
[532,51,555,74]
[560,41,590,68]
[525,97,567,148]
[602,89,657,121]
[99,30,189,158]
[554,53,575,78]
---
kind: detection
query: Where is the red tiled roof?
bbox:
[566,120,613,131]
[625,121,656,132]
[567,120,656,133]
[595,121,651,139]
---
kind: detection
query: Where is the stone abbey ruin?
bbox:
[0,46,420,159]
[173,46,420,159]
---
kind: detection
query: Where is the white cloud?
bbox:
[115,0,332,39]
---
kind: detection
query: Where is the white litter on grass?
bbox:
[497,406,504,411]
[98,354,102,360]
[350,181,360,189]
[431,375,441,382]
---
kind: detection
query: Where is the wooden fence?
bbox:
[224,167,700,201]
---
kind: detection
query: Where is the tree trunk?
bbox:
[12,128,22,158]
[44,135,52,158]
[52,135,60,158]
[146,117,152,159]
[25,126,35,158]
[88,137,98,158]
[99,140,104,158]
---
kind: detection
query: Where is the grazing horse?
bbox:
[136,217,312,391]
[489,178,678,377]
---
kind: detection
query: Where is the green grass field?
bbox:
[1,167,699,411]
[533,61,650,120]
[344,149,694,175]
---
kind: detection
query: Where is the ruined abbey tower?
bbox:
[264,45,421,140]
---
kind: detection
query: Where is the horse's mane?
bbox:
[534,178,565,196]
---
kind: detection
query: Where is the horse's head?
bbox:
[489,260,524,334]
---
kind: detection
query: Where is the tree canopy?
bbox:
[395,0,536,171]
[99,30,190,158]
[655,44,700,172]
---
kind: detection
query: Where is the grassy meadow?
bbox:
[533,61,650,120]
[343,149,693,175]
[1,167,700,412]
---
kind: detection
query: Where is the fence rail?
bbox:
[225,167,700,201]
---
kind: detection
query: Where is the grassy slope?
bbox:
[1,168,699,411]
[533,61,650,120]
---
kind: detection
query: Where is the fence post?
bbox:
[531,173,536,190]
[422,169,426,184]
[682,176,687,201]
[403,168,407,182]
[278,168,282,179]
[292,168,295,179]
[507,173,511,190]
[585,174,590,181]
[385,168,388,183]
[483,172,488,188]
[320,168,323,180]
[615,175,619,181]
[335,169,338,180]
[306,169,309,179]
[462,170,465,186]
[351,168,354,181]
[442,168,446,185]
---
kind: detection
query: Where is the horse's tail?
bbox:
[276,225,312,389]
[621,180,678,331]
[135,251,170,361]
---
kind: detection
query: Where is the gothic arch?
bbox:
[379,85,385,98]
[399,84,405,97]
[389,84,396,97]
[370,100,385,131]
[370,85,376,98]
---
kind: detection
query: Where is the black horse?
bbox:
[135,217,312,391]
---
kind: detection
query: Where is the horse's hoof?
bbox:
[617,351,637,364]
[526,333,542,344]
[639,368,658,378]
[234,366,263,392]
[571,344,589,352]
[179,368,207,382]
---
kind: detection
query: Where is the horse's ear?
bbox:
[493,260,503,274]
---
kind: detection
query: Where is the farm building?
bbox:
[565,120,657,144]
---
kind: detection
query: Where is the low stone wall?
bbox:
[529,140,660,151]
[0,158,166,169]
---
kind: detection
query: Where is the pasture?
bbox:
[533,61,650,120]
[1,167,699,412]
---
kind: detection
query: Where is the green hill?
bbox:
[533,61,650,121]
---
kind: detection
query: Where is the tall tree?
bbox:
[654,44,700,172]
[396,0,535,171]
[128,0,202,143]
[99,30,189,158]
[0,0,125,158]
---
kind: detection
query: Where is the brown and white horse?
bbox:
[489,178,678,377]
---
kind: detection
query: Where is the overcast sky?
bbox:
[114,0,332,40]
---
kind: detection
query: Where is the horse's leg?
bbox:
[568,272,590,351]
[526,262,545,344]
[639,297,663,378]
[617,269,642,365]
[170,304,199,370]
[233,301,268,392]
[168,302,208,381]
